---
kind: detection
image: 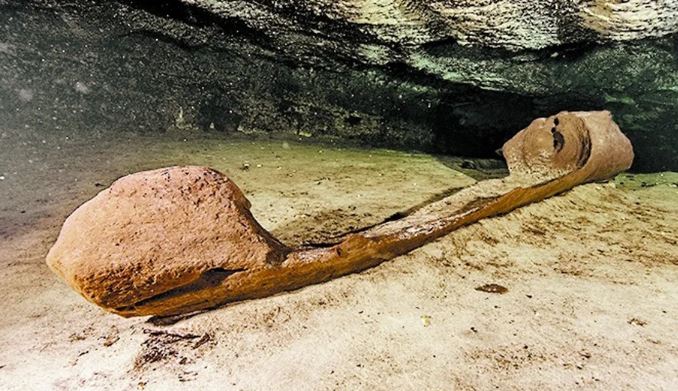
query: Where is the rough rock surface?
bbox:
[46,166,288,312]
[1,0,676,170]
[183,0,678,51]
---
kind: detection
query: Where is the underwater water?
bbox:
[2,1,678,390]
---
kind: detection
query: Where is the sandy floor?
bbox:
[0,130,677,390]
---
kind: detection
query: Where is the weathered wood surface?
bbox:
[46,111,633,317]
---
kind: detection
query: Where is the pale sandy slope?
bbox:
[0,131,676,390]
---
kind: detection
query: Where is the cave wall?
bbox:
[1,0,676,171]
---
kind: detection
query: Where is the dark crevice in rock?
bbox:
[115,0,273,48]
[116,267,247,312]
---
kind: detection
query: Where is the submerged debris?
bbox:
[475,284,509,294]
[192,333,211,349]
[102,326,120,347]
[628,318,647,326]
[134,329,213,371]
